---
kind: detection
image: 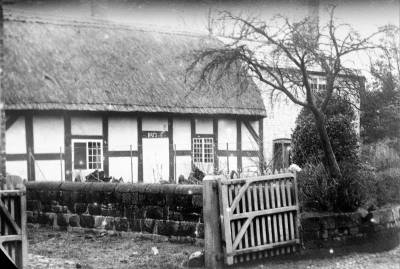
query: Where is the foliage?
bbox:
[291,96,359,167]
[376,168,400,207]
[361,139,400,172]
[361,71,400,143]
[361,26,400,143]
[298,162,377,212]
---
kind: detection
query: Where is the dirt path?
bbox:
[27,227,400,269]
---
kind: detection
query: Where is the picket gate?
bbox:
[0,190,27,268]
[218,172,300,265]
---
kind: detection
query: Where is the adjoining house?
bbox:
[3,14,266,182]
[262,75,363,171]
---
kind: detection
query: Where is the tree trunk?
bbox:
[312,109,342,179]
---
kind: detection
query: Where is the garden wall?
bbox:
[26,182,400,250]
[26,182,204,239]
[301,206,400,250]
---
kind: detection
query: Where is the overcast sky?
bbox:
[5,0,399,34]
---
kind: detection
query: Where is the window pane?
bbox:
[74,142,87,169]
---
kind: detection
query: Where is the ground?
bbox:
[28,226,400,269]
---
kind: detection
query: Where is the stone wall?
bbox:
[26,181,400,249]
[301,206,400,250]
[26,182,204,239]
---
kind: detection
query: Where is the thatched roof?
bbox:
[3,14,266,117]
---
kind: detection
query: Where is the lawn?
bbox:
[27,225,400,269]
[27,226,202,269]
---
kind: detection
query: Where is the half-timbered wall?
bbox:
[5,116,28,179]
[107,117,138,183]
[33,115,65,181]
[5,112,264,182]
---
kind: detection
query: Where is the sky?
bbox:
[5,0,399,35]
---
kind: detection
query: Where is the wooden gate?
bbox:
[0,190,27,268]
[218,172,300,265]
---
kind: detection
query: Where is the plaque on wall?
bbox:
[142,131,168,138]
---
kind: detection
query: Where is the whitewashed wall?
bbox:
[263,95,301,165]
[71,116,102,135]
[6,161,27,180]
[242,156,260,176]
[175,156,191,180]
[108,117,137,151]
[6,116,27,179]
[109,156,138,182]
[195,118,212,134]
[33,115,64,153]
[173,118,191,150]
[218,119,236,150]
[6,116,26,154]
[242,121,259,151]
[35,160,65,181]
[218,156,237,174]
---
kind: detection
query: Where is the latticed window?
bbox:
[193,137,214,164]
[310,77,326,91]
[73,139,103,170]
[88,141,102,169]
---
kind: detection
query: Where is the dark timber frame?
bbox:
[25,113,35,181]
[5,111,264,181]
[102,116,109,177]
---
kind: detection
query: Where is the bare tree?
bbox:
[188,7,380,179]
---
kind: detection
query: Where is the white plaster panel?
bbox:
[143,138,169,183]
[195,118,213,134]
[6,161,28,180]
[218,119,236,150]
[142,117,168,131]
[218,156,237,175]
[175,156,192,182]
[35,160,65,181]
[109,157,138,183]
[6,116,26,154]
[242,122,259,151]
[71,116,102,135]
[33,116,64,153]
[242,157,260,176]
[173,118,191,150]
[108,117,138,151]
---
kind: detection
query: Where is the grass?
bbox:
[27,226,202,269]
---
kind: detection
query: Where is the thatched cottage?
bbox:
[3,14,266,182]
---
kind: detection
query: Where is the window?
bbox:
[73,140,103,170]
[310,77,326,91]
[273,139,291,172]
[193,137,214,164]
[88,141,102,169]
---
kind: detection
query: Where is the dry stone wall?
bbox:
[26,182,204,239]
[26,182,400,249]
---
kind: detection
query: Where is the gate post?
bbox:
[203,176,223,268]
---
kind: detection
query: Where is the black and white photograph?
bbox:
[0,0,399,268]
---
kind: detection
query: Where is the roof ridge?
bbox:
[4,9,210,39]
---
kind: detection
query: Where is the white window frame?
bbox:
[72,139,103,171]
[310,76,326,91]
[192,137,214,165]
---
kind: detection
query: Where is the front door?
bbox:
[142,131,169,183]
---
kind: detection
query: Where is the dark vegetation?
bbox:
[295,93,400,212]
